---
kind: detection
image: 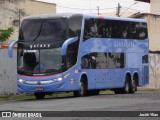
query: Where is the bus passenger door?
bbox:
[141,55,149,85]
[64,39,79,91]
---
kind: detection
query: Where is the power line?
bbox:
[120,2,138,16]
[57,4,115,11]
[121,6,146,13]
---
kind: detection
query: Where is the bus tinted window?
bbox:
[20,20,42,41]
[20,19,67,41]
[81,52,126,69]
[68,15,82,38]
[83,18,148,40]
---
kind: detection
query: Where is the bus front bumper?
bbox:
[17,78,66,93]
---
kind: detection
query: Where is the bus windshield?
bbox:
[19,18,67,41]
[18,47,64,75]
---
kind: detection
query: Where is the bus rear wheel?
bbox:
[114,76,130,94]
[73,78,87,97]
[34,92,45,99]
[129,79,137,93]
[123,79,130,94]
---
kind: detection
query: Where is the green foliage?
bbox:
[0,27,14,42]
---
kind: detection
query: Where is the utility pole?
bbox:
[97,6,100,15]
[18,9,25,30]
[18,9,21,30]
[116,3,121,17]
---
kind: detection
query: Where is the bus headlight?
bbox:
[18,79,24,83]
[53,73,70,82]
[53,77,63,82]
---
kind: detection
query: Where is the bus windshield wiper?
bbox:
[33,21,45,41]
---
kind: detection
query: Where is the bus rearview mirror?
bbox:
[8,40,18,58]
[61,37,78,56]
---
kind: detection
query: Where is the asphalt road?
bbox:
[0,91,160,120]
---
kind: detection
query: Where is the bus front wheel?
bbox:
[34,92,45,99]
[73,79,87,97]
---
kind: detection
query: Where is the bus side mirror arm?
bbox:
[8,40,18,58]
[61,37,78,56]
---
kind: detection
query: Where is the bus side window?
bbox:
[66,41,79,68]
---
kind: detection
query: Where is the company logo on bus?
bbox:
[30,44,51,49]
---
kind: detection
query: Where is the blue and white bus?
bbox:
[8,13,149,99]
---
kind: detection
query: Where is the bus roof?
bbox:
[83,14,147,23]
[24,13,82,20]
[24,13,146,23]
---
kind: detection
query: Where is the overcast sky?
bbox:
[37,0,150,15]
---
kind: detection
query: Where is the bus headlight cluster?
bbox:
[52,73,70,82]
[18,73,70,85]
[53,77,63,82]
[18,79,25,83]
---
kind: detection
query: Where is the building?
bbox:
[133,0,160,51]
[0,0,56,44]
[136,0,160,15]
[130,12,160,51]
[131,0,160,89]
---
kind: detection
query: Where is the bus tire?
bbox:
[114,75,130,94]
[123,79,130,94]
[73,78,87,97]
[129,79,137,94]
[34,92,45,99]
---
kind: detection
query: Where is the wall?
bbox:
[25,0,56,16]
[151,0,160,15]
[0,48,17,95]
[147,53,160,89]
[142,14,160,51]
[0,0,25,44]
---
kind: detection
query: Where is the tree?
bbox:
[0,27,14,42]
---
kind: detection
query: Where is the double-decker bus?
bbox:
[8,13,149,99]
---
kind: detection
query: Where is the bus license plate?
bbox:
[36,88,44,91]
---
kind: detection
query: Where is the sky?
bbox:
[37,0,150,15]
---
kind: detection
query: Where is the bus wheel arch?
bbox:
[73,74,88,97]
